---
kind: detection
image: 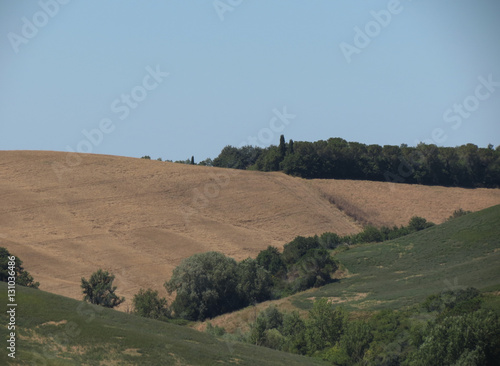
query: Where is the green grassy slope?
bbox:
[0,283,328,365]
[293,204,500,311]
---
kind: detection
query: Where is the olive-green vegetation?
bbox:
[293,204,500,311]
[211,136,500,188]
[0,247,39,289]
[0,282,329,366]
[165,244,337,321]
[80,269,124,308]
[217,288,499,365]
[132,288,172,321]
[163,216,435,321]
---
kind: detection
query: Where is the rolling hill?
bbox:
[0,282,329,366]
[1,150,500,309]
[199,204,500,333]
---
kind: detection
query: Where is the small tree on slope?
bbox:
[81,269,124,308]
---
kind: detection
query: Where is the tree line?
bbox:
[209,136,500,188]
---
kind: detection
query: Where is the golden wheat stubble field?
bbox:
[1,150,499,310]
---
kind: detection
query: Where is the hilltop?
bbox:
[1,150,499,309]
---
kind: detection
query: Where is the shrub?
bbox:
[133,288,171,320]
[205,322,226,337]
[447,208,472,221]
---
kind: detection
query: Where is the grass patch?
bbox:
[292,204,500,312]
[0,283,328,365]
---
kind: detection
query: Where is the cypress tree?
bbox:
[279,135,286,157]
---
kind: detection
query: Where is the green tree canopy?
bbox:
[0,247,39,288]
[133,288,171,321]
[256,246,286,277]
[236,258,273,305]
[164,251,240,321]
[81,269,124,308]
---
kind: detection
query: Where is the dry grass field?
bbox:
[1,150,499,310]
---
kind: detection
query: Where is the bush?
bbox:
[205,322,226,337]
[447,208,472,221]
[408,216,434,232]
[358,225,384,243]
[421,287,482,316]
[133,288,171,320]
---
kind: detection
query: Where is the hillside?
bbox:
[1,150,500,309]
[0,282,329,366]
[198,205,500,333]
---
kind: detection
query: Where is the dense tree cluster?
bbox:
[165,244,338,321]
[211,137,500,188]
[164,216,434,320]
[211,288,499,366]
[164,252,274,321]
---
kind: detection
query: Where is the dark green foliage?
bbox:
[305,298,346,354]
[448,208,472,221]
[0,247,39,288]
[132,288,171,321]
[329,321,373,365]
[164,252,239,321]
[364,310,412,365]
[282,311,308,354]
[212,138,500,188]
[282,236,321,266]
[318,232,342,249]
[190,156,195,165]
[249,306,285,347]
[407,310,500,366]
[241,289,499,366]
[421,287,482,317]
[253,146,283,171]
[81,269,124,308]
[291,249,337,291]
[357,225,384,243]
[407,216,434,231]
[141,155,151,159]
[279,134,287,158]
[236,258,273,305]
[213,145,263,170]
[256,246,286,277]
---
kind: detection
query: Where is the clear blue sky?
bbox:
[1,0,499,162]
